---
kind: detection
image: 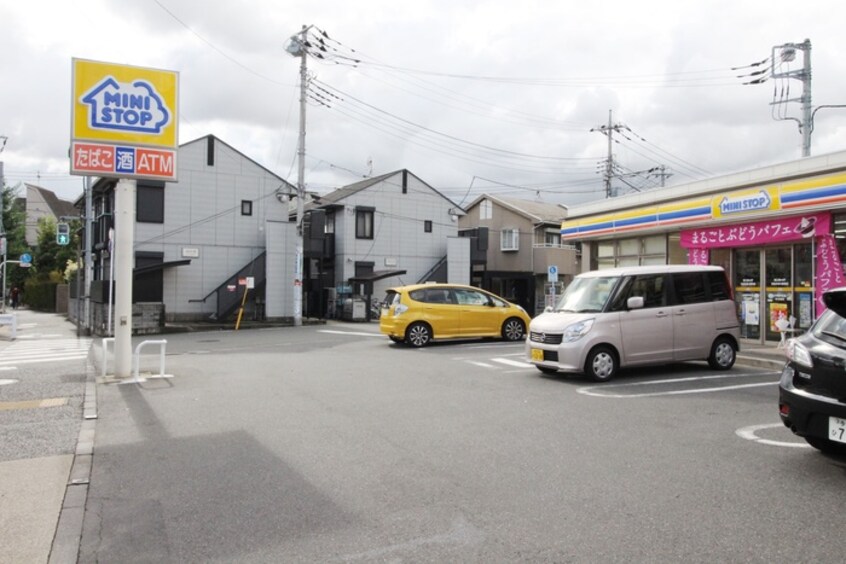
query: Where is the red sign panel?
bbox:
[71,141,176,181]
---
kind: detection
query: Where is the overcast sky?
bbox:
[2,0,846,209]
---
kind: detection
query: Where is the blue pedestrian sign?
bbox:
[20,253,32,265]
[548,265,559,283]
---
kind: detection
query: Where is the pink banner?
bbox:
[688,248,709,265]
[680,212,831,248]
[816,234,846,315]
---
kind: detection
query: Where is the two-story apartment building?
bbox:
[74,135,298,333]
[72,139,465,332]
[306,169,464,318]
[458,194,580,315]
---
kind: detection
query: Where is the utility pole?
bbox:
[741,39,846,158]
[286,25,312,327]
[591,112,669,197]
[770,39,813,157]
[0,136,7,312]
[590,110,618,198]
[649,165,672,188]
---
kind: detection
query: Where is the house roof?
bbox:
[179,135,293,189]
[26,184,78,218]
[306,169,464,212]
[80,134,295,203]
[465,193,568,224]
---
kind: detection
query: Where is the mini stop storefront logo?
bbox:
[70,59,179,181]
[81,77,171,134]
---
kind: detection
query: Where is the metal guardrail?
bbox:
[101,337,171,384]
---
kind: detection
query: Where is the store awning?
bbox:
[348,269,407,283]
[133,259,192,276]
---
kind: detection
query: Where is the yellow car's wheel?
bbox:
[405,322,432,347]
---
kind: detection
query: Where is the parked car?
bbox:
[779,287,846,454]
[526,265,741,382]
[379,283,531,347]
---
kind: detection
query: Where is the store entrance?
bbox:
[733,244,814,343]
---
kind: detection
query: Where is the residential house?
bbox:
[306,170,464,318]
[25,184,77,245]
[458,194,580,315]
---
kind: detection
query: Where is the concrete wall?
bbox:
[265,219,296,320]
[447,237,470,284]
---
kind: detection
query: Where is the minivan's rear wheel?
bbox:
[708,337,736,370]
[501,318,526,341]
[405,322,432,347]
[585,346,618,382]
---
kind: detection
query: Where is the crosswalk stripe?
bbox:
[0,354,90,367]
[0,338,93,368]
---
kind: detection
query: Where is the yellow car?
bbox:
[379,283,531,347]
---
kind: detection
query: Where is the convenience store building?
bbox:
[561,150,846,345]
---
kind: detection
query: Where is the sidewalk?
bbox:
[0,308,95,564]
[0,314,787,564]
[738,338,789,371]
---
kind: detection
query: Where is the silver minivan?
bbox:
[526,265,741,381]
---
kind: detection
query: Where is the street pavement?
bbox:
[0,309,787,563]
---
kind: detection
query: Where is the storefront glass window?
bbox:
[794,243,813,329]
[619,239,640,255]
[765,248,792,341]
[735,249,761,339]
[643,236,665,255]
[668,233,687,264]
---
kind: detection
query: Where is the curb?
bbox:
[48,353,98,564]
[736,354,785,372]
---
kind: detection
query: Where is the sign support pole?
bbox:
[114,178,135,378]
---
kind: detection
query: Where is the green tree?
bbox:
[1,183,30,295]
[33,216,79,279]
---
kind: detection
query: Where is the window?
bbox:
[480,199,492,220]
[136,182,165,223]
[418,288,453,304]
[356,207,374,239]
[133,251,163,302]
[544,229,561,247]
[454,289,490,306]
[706,271,731,301]
[629,274,666,308]
[424,220,433,233]
[501,228,519,251]
[672,272,707,304]
[241,200,253,216]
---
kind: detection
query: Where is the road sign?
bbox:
[548,265,559,283]
[20,253,31,264]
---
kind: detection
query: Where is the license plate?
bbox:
[830,417,846,444]
[531,348,544,362]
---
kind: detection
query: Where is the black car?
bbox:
[779,287,846,454]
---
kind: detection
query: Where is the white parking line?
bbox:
[318,330,384,338]
[736,423,810,448]
[578,372,780,398]
[468,361,495,368]
[492,357,533,368]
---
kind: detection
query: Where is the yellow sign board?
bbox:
[71,58,178,149]
[711,185,780,219]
